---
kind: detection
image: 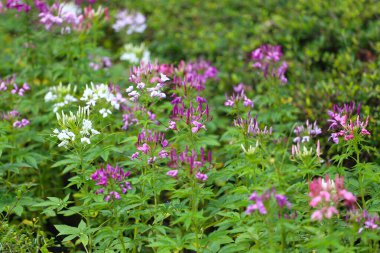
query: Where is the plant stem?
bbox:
[191,178,200,252]
[356,148,366,209]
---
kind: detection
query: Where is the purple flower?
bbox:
[13,118,29,128]
[6,0,31,12]
[91,164,131,202]
[34,0,48,12]
[131,152,139,160]
[246,188,291,215]
[158,149,169,159]
[246,200,267,215]
[195,172,208,181]
[191,120,206,133]
[327,102,370,143]
[137,143,150,154]
[168,120,177,130]
[166,170,178,178]
[250,44,288,84]
[275,194,291,208]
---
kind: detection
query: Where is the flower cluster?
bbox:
[91,164,132,202]
[38,2,83,32]
[4,0,31,13]
[44,83,78,113]
[309,175,356,221]
[241,141,260,155]
[167,147,212,181]
[0,76,30,96]
[127,62,170,102]
[52,107,100,148]
[246,188,291,215]
[38,2,108,34]
[291,120,322,161]
[328,102,370,143]
[170,96,210,134]
[89,55,112,71]
[1,110,30,128]
[293,120,321,143]
[291,140,322,160]
[131,130,170,164]
[233,113,272,136]
[120,43,150,64]
[173,60,218,91]
[358,211,380,233]
[250,44,288,84]
[81,83,125,115]
[112,9,146,34]
[224,83,254,108]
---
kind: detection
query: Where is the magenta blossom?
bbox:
[246,188,291,215]
[195,172,208,181]
[250,44,288,84]
[327,102,370,143]
[91,164,132,202]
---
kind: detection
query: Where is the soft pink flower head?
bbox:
[195,172,208,181]
[166,170,178,178]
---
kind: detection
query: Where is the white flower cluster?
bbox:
[81,83,125,117]
[120,43,150,64]
[53,107,100,148]
[126,73,169,102]
[241,141,259,155]
[44,84,78,113]
[112,10,146,34]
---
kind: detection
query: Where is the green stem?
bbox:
[191,179,200,251]
[356,148,366,209]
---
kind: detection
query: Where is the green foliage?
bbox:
[0,0,379,252]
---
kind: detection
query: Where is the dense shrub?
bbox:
[0,0,379,252]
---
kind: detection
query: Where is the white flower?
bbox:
[60,2,81,16]
[120,52,139,63]
[160,73,170,82]
[81,137,91,145]
[241,141,259,155]
[91,129,100,135]
[137,82,145,89]
[126,86,134,93]
[99,108,112,118]
[119,43,150,63]
[80,83,121,110]
[58,140,69,147]
[44,91,57,102]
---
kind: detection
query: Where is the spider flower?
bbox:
[309,175,356,221]
[327,102,370,143]
[91,164,132,202]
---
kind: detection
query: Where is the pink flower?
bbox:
[361,128,370,135]
[309,175,357,221]
[168,120,176,130]
[158,149,169,159]
[325,206,338,219]
[131,152,139,160]
[137,143,150,154]
[166,170,178,178]
[311,210,323,221]
[191,120,206,133]
[13,118,30,128]
[195,172,208,181]
[91,164,131,202]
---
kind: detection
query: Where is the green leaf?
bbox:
[55,224,80,236]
